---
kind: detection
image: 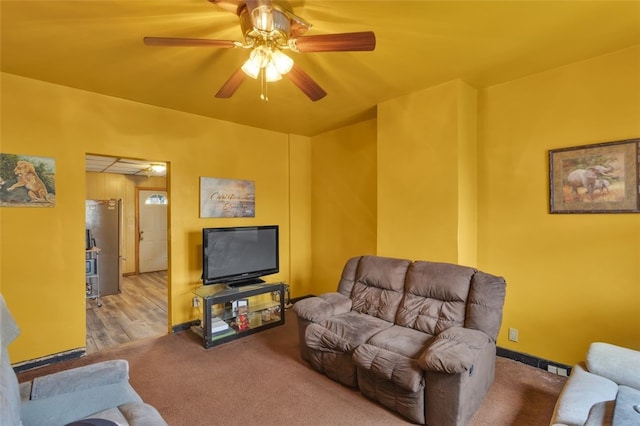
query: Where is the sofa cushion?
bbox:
[551,363,619,426]
[305,311,393,353]
[353,344,424,393]
[419,326,490,374]
[367,324,433,359]
[396,261,475,334]
[350,256,411,323]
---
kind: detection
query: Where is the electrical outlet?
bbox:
[547,365,558,374]
[508,327,519,342]
[557,367,568,377]
[192,297,200,308]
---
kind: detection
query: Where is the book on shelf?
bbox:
[211,318,230,333]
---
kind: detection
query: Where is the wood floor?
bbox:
[86,271,168,354]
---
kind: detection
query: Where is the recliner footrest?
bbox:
[353,343,423,393]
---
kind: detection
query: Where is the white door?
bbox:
[138,190,168,273]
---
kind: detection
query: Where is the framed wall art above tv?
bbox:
[199,177,255,218]
[549,138,640,214]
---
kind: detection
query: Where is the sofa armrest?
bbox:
[418,327,491,374]
[293,293,352,323]
[586,342,640,389]
[27,360,130,400]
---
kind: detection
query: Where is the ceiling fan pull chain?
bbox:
[260,68,269,102]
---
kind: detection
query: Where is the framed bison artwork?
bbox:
[0,153,56,207]
[549,138,639,213]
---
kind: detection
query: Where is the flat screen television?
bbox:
[202,225,279,286]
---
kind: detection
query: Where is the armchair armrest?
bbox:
[20,360,143,426]
[293,293,352,323]
[418,327,491,374]
[28,360,130,400]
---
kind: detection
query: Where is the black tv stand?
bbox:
[192,282,285,349]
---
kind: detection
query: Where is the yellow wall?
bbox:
[2,46,639,368]
[85,172,166,274]
[310,119,377,294]
[0,73,306,362]
[373,48,639,365]
[377,80,478,265]
[288,135,312,298]
[478,46,640,364]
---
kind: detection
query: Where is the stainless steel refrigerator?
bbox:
[86,199,122,296]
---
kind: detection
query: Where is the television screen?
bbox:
[202,225,279,286]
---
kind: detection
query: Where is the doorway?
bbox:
[85,155,169,353]
[138,189,168,273]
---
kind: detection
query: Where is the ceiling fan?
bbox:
[143,0,376,101]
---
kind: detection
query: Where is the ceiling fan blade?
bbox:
[284,64,327,101]
[215,68,247,98]
[143,37,237,48]
[292,31,376,53]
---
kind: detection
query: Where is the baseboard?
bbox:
[172,319,200,333]
[497,346,572,376]
[12,348,85,373]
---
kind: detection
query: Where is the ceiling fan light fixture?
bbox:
[241,47,266,79]
[264,61,282,82]
[271,49,293,74]
[241,45,291,81]
[241,59,261,79]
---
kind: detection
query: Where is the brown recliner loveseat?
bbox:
[294,255,506,425]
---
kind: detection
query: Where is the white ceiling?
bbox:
[2,1,640,136]
[86,155,167,177]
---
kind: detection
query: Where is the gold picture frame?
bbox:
[549,138,640,213]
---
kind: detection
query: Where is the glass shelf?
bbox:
[192,282,285,349]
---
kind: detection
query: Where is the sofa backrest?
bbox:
[339,256,411,323]
[338,256,506,340]
[394,261,506,341]
[396,261,476,335]
[465,271,506,341]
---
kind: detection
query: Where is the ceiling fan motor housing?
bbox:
[240,5,290,48]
